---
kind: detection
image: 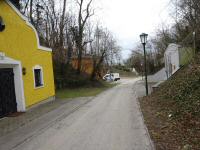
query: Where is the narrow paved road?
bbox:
[6,78,154,150]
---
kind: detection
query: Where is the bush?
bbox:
[55,78,91,89]
[114,65,131,72]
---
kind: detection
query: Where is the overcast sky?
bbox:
[94,0,174,59]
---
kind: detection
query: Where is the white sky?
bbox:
[94,0,174,59]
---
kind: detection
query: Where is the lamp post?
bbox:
[140,33,148,96]
[141,63,143,80]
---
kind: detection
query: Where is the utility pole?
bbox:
[193,31,196,55]
[175,0,178,43]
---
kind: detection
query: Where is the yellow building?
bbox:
[0,0,55,117]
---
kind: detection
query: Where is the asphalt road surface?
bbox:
[4,78,154,150]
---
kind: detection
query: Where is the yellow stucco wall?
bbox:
[0,1,55,107]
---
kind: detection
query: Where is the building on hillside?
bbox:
[0,0,55,118]
[164,44,181,78]
[164,43,193,78]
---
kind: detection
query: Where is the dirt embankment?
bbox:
[140,54,200,150]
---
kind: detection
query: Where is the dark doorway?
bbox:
[0,68,17,118]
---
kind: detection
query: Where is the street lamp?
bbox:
[140,33,148,96]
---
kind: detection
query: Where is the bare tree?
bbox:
[18,0,121,80]
[72,0,94,74]
[88,25,121,79]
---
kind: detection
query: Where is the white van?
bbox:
[103,73,120,81]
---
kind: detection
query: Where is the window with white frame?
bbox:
[33,65,44,88]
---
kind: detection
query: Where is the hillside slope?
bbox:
[140,54,200,149]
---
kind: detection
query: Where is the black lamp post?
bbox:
[140,33,148,96]
[141,63,143,80]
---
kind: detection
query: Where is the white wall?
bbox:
[164,44,181,78]
[170,50,180,74]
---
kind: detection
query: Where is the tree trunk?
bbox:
[91,59,97,80]
[30,0,34,25]
[77,45,83,74]
[91,51,105,80]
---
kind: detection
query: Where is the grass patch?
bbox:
[56,81,117,99]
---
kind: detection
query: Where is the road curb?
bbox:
[133,82,156,150]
